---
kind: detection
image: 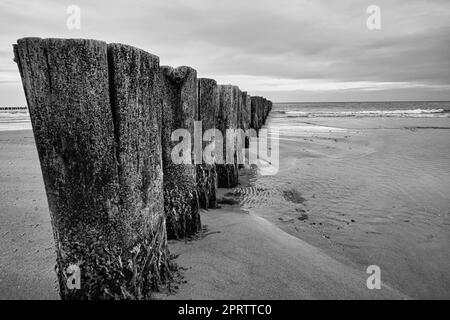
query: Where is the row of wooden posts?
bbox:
[13,38,272,299]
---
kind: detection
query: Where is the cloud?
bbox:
[0,0,449,103]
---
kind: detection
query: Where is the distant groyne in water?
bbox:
[13,37,272,300]
[0,106,28,111]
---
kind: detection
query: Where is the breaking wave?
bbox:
[273,108,448,118]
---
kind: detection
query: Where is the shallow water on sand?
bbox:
[237,105,450,299]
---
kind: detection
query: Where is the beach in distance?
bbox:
[0,101,449,299]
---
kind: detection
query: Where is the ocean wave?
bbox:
[0,111,30,122]
[272,110,287,114]
[280,108,448,118]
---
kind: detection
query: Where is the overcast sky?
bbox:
[1,0,449,104]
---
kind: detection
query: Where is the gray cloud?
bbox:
[0,0,449,104]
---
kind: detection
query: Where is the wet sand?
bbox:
[240,116,450,299]
[0,129,408,299]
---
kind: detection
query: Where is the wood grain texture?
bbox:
[217,85,239,188]
[108,43,169,295]
[196,78,219,208]
[161,66,201,239]
[14,38,121,299]
[14,38,170,299]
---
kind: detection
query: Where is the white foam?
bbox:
[282,108,447,118]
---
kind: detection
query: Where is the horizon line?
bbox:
[272,100,450,104]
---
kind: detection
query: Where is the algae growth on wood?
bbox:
[161,66,201,239]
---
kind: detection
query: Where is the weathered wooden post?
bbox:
[217,85,239,188]
[241,92,250,131]
[264,98,270,123]
[239,91,250,151]
[236,89,246,168]
[161,66,201,239]
[233,86,243,169]
[260,97,265,126]
[258,97,264,127]
[107,43,169,292]
[234,86,242,136]
[196,78,219,209]
[262,98,266,124]
[250,96,260,133]
[244,93,253,149]
[257,97,262,129]
[263,98,267,124]
[14,38,169,299]
[260,97,264,125]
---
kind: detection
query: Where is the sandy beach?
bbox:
[168,205,405,299]
[0,130,58,299]
[0,129,408,299]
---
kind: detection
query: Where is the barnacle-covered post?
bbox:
[161,66,201,239]
[259,97,264,125]
[235,86,242,140]
[232,86,242,178]
[259,97,264,127]
[262,98,267,124]
[240,91,252,151]
[216,85,239,188]
[241,92,250,131]
[258,97,264,128]
[13,38,170,299]
[108,43,169,293]
[196,78,219,209]
[263,98,269,123]
[250,96,260,134]
[236,88,245,168]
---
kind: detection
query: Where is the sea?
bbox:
[0,108,31,131]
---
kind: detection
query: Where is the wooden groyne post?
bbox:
[258,97,264,129]
[160,66,201,239]
[262,98,267,124]
[244,93,256,152]
[14,36,274,299]
[250,96,260,132]
[240,91,251,151]
[108,43,169,290]
[196,78,219,209]
[263,98,270,123]
[14,38,169,299]
[216,85,239,188]
[241,91,251,132]
[250,96,273,133]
